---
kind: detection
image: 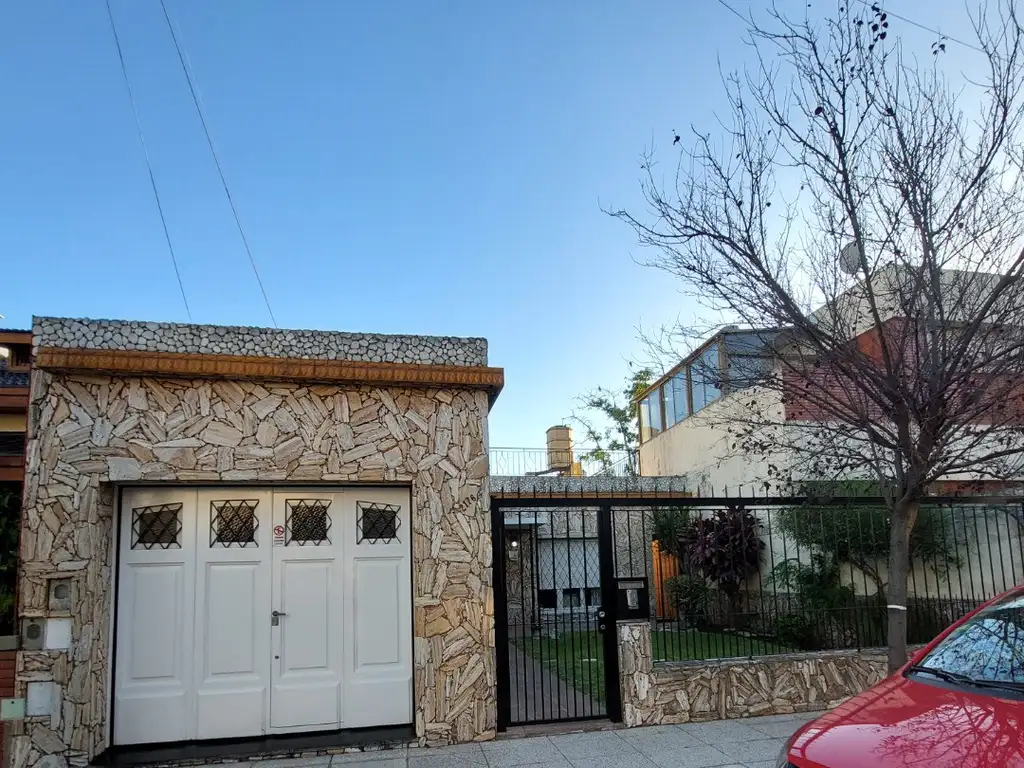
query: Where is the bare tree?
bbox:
[611,1,1024,671]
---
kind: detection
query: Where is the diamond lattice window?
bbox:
[210,499,259,547]
[357,502,401,544]
[132,503,183,549]
[285,499,332,545]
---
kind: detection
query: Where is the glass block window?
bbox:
[132,503,183,549]
[357,502,401,544]
[285,499,332,545]
[210,499,259,547]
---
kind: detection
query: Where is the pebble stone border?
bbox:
[33,317,488,367]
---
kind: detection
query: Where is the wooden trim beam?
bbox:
[34,347,504,401]
[0,389,29,413]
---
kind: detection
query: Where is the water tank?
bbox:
[545,425,574,471]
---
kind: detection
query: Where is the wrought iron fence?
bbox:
[635,498,1024,661]
[494,484,1024,668]
[489,447,635,477]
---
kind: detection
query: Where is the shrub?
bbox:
[683,506,764,597]
[774,613,818,650]
[664,574,710,626]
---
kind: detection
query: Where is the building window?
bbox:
[356,501,401,544]
[586,588,602,607]
[691,343,722,412]
[639,392,662,442]
[285,499,332,545]
[663,382,677,428]
[210,499,259,547]
[671,372,689,423]
[562,589,582,608]
[538,589,557,609]
[132,503,182,550]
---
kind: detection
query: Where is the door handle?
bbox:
[272,610,287,617]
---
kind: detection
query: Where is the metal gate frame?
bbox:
[492,499,622,729]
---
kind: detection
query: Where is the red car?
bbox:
[778,584,1024,768]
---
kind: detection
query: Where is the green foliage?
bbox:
[573,368,653,476]
[664,574,710,621]
[777,482,962,595]
[770,554,856,612]
[651,507,691,561]
[682,506,764,597]
[773,613,817,650]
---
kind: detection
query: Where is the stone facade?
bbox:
[14,317,501,768]
[617,621,896,727]
[35,318,487,367]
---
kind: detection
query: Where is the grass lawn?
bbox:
[514,628,794,703]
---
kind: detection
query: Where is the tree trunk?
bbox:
[886,500,919,673]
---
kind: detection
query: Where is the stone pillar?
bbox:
[616,620,655,727]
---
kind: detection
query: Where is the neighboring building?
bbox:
[635,326,777,484]
[0,330,31,483]
[15,317,504,768]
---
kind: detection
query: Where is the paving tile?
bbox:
[330,759,406,768]
[641,744,735,768]
[254,758,332,768]
[563,754,656,768]
[744,718,808,739]
[714,738,784,763]
[743,761,779,768]
[334,750,411,765]
[679,719,771,745]
[407,743,487,768]
[481,737,565,767]
[549,730,639,760]
[619,725,703,754]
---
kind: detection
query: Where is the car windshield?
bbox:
[916,592,1024,685]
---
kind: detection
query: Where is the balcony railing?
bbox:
[488,447,636,477]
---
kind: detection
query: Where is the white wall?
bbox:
[638,386,782,489]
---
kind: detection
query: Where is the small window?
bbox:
[538,589,557,609]
[210,500,259,547]
[285,499,332,545]
[663,382,677,428]
[691,343,722,412]
[562,589,582,608]
[357,501,401,544]
[671,373,689,422]
[132,503,182,550]
[586,588,602,607]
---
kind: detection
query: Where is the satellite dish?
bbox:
[839,242,862,275]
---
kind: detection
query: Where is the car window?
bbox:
[920,593,1024,684]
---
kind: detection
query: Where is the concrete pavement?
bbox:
[221,712,818,768]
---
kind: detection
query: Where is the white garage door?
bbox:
[113,487,412,745]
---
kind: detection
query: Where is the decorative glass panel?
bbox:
[210,499,259,547]
[132,503,182,549]
[357,501,401,544]
[285,499,332,545]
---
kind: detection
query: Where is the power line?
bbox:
[715,0,986,56]
[857,1,985,55]
[158,0,278,328]
[104,0,193,321]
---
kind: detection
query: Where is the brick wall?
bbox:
[0,648,15,767]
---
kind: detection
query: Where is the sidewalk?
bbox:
[237,712,818,768]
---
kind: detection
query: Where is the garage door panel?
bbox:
[354,557,402,668]
[278,559,332,671]
[202,562,262,678]
[128,564,184,681]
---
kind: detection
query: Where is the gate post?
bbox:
[597,503,623,722]
[491,499,511,731]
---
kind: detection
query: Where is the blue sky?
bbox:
[0,1,976,447]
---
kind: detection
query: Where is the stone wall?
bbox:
[34,318,487,367]
[617,621,894,727]
[16,325,497,768]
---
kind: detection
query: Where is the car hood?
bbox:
[789,675,1024,768]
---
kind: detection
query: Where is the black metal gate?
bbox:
[492,500,622,728]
